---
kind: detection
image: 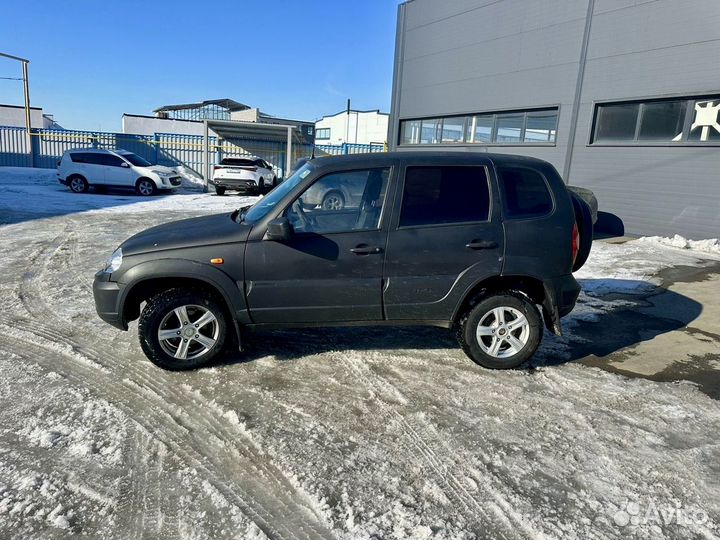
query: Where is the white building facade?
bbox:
[315,109,389,146]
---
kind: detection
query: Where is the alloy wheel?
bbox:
[475,306,530,358]
[157,304,220,361]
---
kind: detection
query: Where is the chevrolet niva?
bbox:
[93,152,593,370]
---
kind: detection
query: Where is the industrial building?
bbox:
[389,0,720,239]
[315,108,389,146]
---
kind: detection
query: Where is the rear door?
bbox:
[71,152,107,184]
[383,160,504,321]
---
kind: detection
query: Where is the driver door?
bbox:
[244,167,391,324]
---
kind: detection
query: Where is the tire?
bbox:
[457,292,542,369]
[258,178,265,193]
[68,175,89,193]
[136,178,156,196]
[215,186,226,196]
[570,193,593,272]
[138,288,228,371]
[321,190,345,211]
[272,176,278,188]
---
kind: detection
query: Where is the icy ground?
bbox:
[1,168,719,539]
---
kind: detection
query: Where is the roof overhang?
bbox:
[206,119,300,143]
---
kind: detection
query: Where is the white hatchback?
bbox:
[57,148,181,196]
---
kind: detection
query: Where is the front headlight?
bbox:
[104,248,123,273]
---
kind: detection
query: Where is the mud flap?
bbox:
[542,282,563,336]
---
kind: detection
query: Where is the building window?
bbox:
[399,108,558,146]
[591,95,720,144]
[316,128,331,140]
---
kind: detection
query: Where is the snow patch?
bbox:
[637,234,720,256]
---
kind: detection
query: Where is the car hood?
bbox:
[120,213,251,256]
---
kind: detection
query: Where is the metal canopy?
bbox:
[201,119,298,190]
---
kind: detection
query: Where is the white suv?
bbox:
[210,157,277,195]
[57,148,182,196]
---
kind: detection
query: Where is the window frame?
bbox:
[396,164,493,230]
[497,165,556,221]
[315,128,331,140]
[282,166,393,236]
[589,94,720,147]
[398,106,559,148]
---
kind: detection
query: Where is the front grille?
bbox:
[169,176,182,186]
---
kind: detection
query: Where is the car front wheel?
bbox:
[215,186,226,196]
[138,289,228,370]
[457,292,542,369]
[136,178,156,196]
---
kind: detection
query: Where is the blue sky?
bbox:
[0,0,401,131]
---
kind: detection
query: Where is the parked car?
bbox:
[210,157,277,196]
[57,148,181,196]
[93,152,593,371]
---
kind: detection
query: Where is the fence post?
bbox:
[153,133,159,165]
[30,128,39,168]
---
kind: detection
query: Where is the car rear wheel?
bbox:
[215,186,226,196]
[457,293,542,369]
[138,288,228,370]
[136,178,156,196]
[68,175,89,193]
[322,191,345,211]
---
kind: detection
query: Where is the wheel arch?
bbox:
[118,261,247,343]
[452,275,546,324]
[136,175,161,188]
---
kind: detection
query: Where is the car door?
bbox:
[383,161,504,321]
[101,153,132,186]
[80,153,109,184]
[244,166,393,323]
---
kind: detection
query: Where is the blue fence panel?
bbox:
[315,143,385,156]
[1,125,382,178]
[0,126,32,167]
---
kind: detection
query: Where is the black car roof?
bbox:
[310,151,550,169]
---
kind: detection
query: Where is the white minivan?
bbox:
[57,148,182,195]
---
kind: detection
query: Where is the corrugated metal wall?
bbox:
[390,0,720,239]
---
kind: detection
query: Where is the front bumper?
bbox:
[93,270,126,330]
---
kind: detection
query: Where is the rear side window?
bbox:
[399,166,490,227]
[221,158,256,166]
[499,167,553,219]
[97,154,125,167]
[70,152,94,164]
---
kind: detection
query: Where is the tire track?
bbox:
[341,353,539,539]
[3,227,336,540]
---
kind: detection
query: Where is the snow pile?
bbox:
[637,234,720,256]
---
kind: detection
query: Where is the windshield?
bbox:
[242,163,314,223]
[120,152,152,167]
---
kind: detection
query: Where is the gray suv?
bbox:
[93,152,592,371]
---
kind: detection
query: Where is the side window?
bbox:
[80,153,107,166]
[70,153,87,163]
[399,166,490,227]
[98,154,125,167]
[285,168,390,234]
[499,167,553,219]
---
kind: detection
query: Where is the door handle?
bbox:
[466,240,498,250]
[350,245,383,255]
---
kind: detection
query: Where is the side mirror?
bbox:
[266,217,293,241]
[121,162,130,168]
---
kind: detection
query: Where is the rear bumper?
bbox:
[93,271,126,330]
[58,176,68,186]
[210,178,259,192]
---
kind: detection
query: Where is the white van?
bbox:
[57,148,181,195]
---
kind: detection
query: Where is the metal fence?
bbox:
[1,126,314,178]
[0,126,385,176]
[315,142,386,155]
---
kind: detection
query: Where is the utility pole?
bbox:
[0,52,32,166]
